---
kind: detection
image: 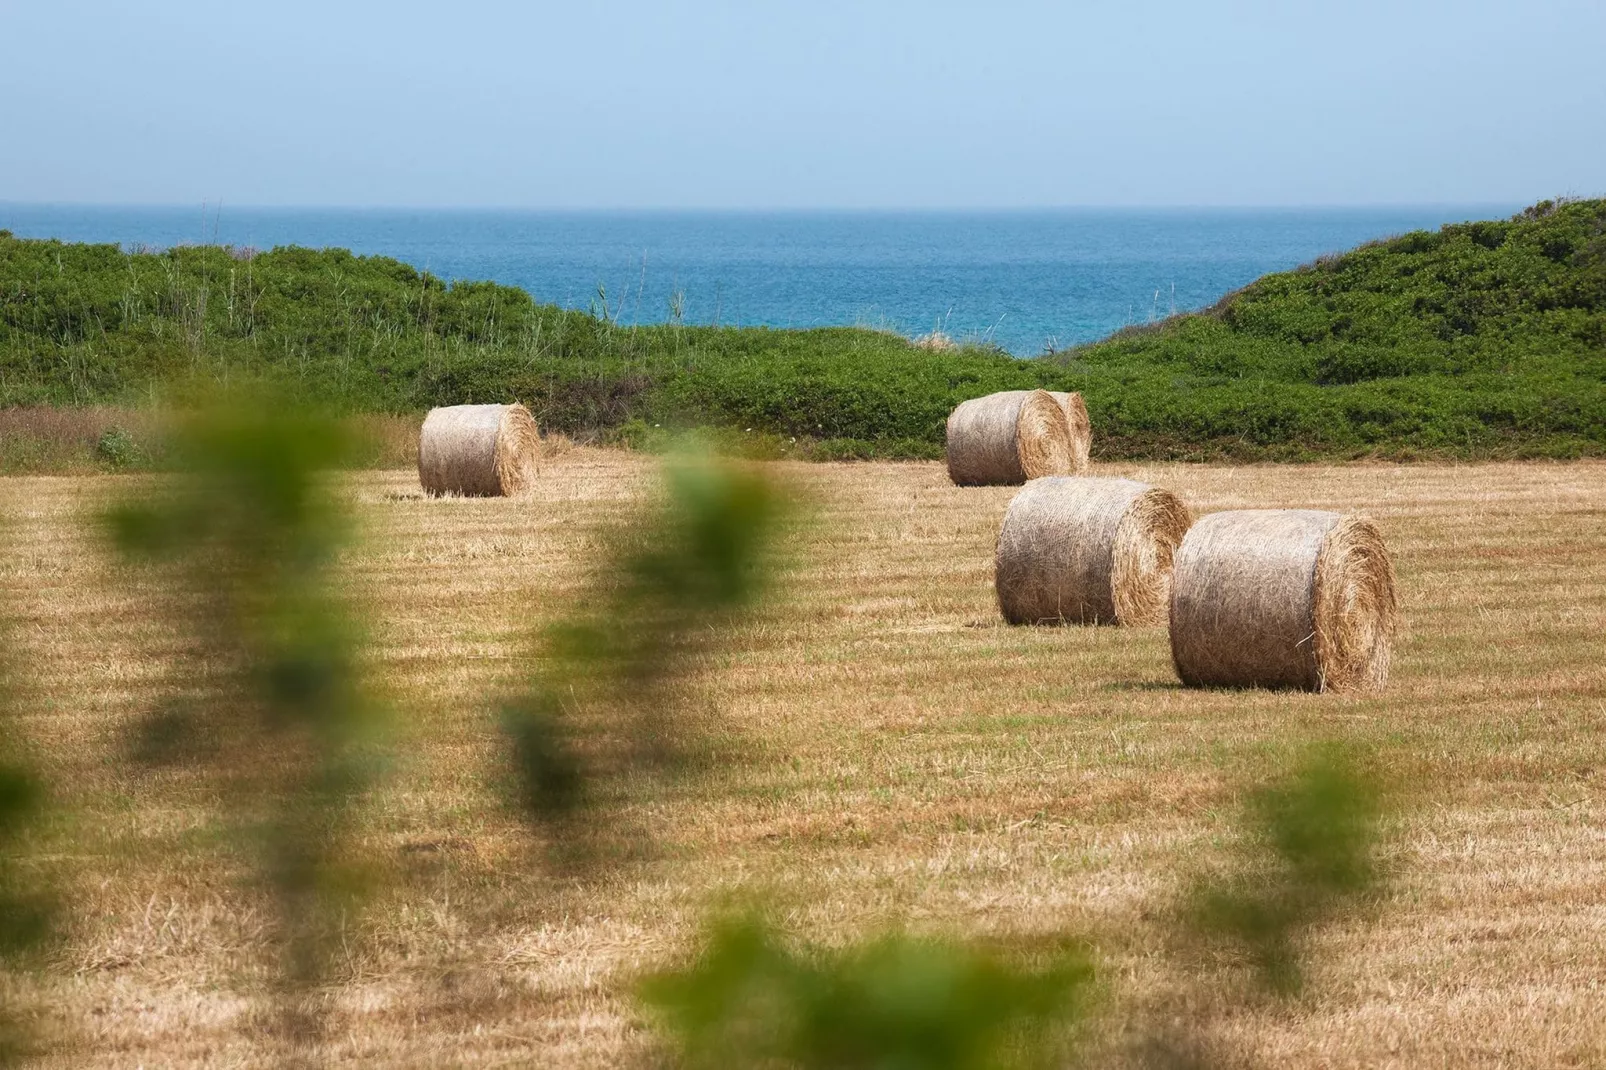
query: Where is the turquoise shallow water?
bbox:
[0,204,1513,355]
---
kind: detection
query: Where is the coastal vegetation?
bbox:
[1,198,1602,467]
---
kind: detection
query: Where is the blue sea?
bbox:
[0,204,1514,356]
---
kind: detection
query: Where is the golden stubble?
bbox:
[1,452,1603,1068]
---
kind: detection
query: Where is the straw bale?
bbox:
[945,390,1074,485]
[1169,510,1398,692]
[995,476,1192,625]
[1047,391,1092,474]
[417,403,539,497]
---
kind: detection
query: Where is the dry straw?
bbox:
[1047,391,1092,474]
[417,403,540,497]
[945,389,1074,485]
[1169,510,1398,692]
[995,476,1193,626]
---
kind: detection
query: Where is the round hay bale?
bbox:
[417,403,539,497]
[995,476,1192,626]
[945,390,1074,486]
[1169,510,1398,693]
[1048,391,1092,474]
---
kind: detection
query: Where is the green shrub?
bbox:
[94,426,138,468]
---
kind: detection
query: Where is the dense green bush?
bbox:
[1058,198,1606,458]
[2,197,1602,460]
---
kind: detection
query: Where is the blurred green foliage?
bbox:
[640,913,1095,1070]
[0,764,49,961]
[1187,747,1384,995]
[504,452,789,855]
[104,399,386,1022]
[4,198,1600,460]
[0,706,54,1065]
[0,561,56,1064]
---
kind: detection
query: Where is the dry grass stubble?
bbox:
[0,453,1603,1066]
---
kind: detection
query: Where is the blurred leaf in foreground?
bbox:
[641,913,1095,1070]
[0,554,57,1065]
[0,755,53,1067]
[103,397,387,1044]
[503,450,789,857]
[1187,745,1385,995]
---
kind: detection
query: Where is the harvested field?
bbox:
[3,452,1605,1067]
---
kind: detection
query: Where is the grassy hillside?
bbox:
[1061,197,1606,458]
[1,197,1602,461]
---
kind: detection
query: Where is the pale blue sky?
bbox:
[3,0,1601,208]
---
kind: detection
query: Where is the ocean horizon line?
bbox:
[0,200,1529,218]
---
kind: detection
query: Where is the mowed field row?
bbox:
[3,453,1605,1067]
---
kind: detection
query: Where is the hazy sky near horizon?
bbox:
[3,0,1602,209]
